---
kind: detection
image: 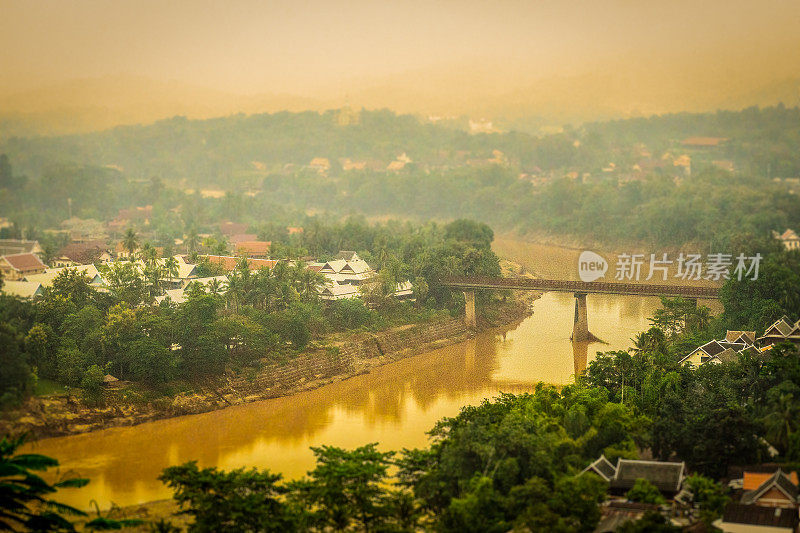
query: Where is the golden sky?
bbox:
[2,0,799,96]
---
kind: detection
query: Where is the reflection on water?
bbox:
[27,292,663,509]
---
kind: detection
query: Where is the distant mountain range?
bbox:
[1,69,799,137]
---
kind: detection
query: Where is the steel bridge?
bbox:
[440,276,720,341]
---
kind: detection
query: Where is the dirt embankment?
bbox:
[0,297,534,441]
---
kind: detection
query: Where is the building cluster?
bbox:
[679,319,800,367]
[775,229,800,251]
[0,237,412,305]
[518,135,737,190]
[582,455,799,532]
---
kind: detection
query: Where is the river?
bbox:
[23,240,715,510]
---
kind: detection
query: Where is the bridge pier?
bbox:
[463,290,477,329]
[572,292,589,342]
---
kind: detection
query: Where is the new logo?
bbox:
[578,251,608,282]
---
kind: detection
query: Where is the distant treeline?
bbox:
[2,106,800,248]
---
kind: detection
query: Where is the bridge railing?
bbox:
[440,276,720,298]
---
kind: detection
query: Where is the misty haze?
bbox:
[1,1,800,532]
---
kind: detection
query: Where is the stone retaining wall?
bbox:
[2,303,527,439]
[229,317,469,395]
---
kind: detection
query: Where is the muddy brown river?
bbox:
[24,240,719,509]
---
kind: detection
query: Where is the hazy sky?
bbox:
[2,0,799,95]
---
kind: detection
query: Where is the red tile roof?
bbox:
[203,255,277,271]
[2,253,46,272]
[57,241,108,263]
[744,471,799,490]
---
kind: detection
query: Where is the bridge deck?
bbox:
[441,276,720,299]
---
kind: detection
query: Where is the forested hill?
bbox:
[3,105,800,182]
[2,110,502,182]
[2,106,800,249]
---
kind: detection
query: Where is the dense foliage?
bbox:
[143,246,800,531]
[2,107,800,249]
[0,218,501,408]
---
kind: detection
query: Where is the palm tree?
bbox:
[764,393,800,453]
[122,227,139,260]
[296,266,326,303]
[207,277,227,297]
[252,268,275,310]
[0,435,89,530]
[272,261,290,284]
[184,280,207,299]
[225,271,244,311]
[140,242,158,264]
[688,305,712,332]
[631,327,667,358]
[163,255,179,284]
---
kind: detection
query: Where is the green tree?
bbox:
[762,386,800,454]
[0,322,33,407]
[291,443,393,532]
[80,364,105,406]
[439,476,510,533]
[625,478,665,505]
[444,219,494,249]
[100,262,148,306]
[684,474,729,524]
[159,462,298,533]
[122,228,139,259]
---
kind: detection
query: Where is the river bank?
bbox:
[0,292,537,441]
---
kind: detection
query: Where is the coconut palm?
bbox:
[296,266,327,303]
[163,255,179,284]
[122,227,139,260]
[251,268,275,310]
[143,263,163,300]
[140,242,158,264]
[225,271,245,311]
[271,260,290,284]
[764,392,800,453]
[207,277,227,297]
[0,435,89,530]
[630,327,667,358]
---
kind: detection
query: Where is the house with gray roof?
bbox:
[582,454,617,481]
[715,503,799,532]
[581,456,686,497]
[0,239,43,258]
[679,340,729,366]
[726,330,757,345]
[680,329,763,367]
[758,316,800,347]
[715,469,799,532]
[740,469,799,508]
